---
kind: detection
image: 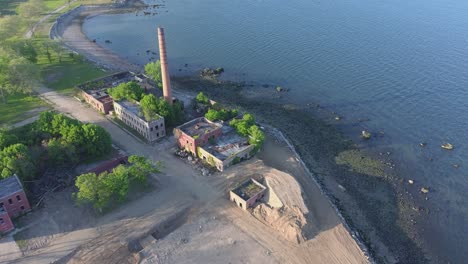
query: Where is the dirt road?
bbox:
[7,83,368,264]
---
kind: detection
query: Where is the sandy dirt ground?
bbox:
[0,81,368,264]
[0,4,369,263]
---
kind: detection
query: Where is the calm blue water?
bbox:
[83,0,468,262]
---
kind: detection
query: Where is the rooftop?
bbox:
[77,71,134,91]
[232,179,266,201]
[202,129,251,160]
[116,100,162,122]
[0,175,24,199]
[177,117,222,138]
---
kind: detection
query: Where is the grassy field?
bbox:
[0,94,50,127]
[1,0,113,125]
[40,59,109,94]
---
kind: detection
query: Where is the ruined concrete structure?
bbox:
[113,100,165,142]
[230,179,266,210]
[0,175,31,233]
[197,126,254,171]
[174,117,223,155]
[78,71,155,114]
[81,88,114,114]
[158,27,173,105]
[174,118,254,171]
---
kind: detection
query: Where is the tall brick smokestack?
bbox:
[158,27,172,105]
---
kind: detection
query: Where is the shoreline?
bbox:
[51,3,430,263]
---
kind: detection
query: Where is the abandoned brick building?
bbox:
[0,175,31,233]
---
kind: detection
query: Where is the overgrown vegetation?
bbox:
[74,155,159,212]
[230,113,264,151]
[0,0,111,123]
[144,61,162,89]
[204,108,238,122]
[196,91,209,105]
[0,111,112,180]
[139,94,184,127]
[107,81,144,102]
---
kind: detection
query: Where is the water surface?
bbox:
[83,0,468,262]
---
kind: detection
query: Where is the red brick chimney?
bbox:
[158,27,173,105]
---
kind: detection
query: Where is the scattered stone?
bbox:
[441,143,454,150]
[361,130,371,139]
[408,179,414,184]
[200,67,224,78]
[92,39,96,43]
[420,187,430,194]
[188,156,193,161]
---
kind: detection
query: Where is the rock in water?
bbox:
[441,143,454,150]
[421,187,430,194]
[361,130,371,139]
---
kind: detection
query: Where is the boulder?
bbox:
[361,130,371,139]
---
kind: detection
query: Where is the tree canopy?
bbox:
[196,92,209,105]
[140,94,184,126]
[107,81,144,102]
[230,113,264,151]
[204,108,238,122]
[144,61,162,89]
[0,112,113,181]
[0,48,39,103]
[74,155,160,212]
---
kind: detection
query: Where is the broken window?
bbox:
[8,199,12,205]
[16,195,21,201]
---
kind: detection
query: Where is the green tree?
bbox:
[0,16,22,42]
[107,81,144,101]
[0,49,39,103]
[0,130,18,149]
[0,143,35,180]
[81,123,112,158]
[144,61,162,89]
[248,125,265,151]
[127,155,159,183]
[74,156,160,211]
[139,93,160,121]
[47,138,78,166]
[145,60,162,89]
[7,39,38,63]
[17,0,46,36]
[196,92,209,105]
[74,172,100,206]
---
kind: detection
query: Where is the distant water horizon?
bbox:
[83,0,468,262]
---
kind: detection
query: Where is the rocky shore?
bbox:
[51,3,432,263]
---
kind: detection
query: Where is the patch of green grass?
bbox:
[0,94,50,127]
[40,58,108,94]
[43,0,68,10]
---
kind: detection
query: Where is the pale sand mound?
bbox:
[252,168,310,244]
[252,204,306,244]
[263,169,309,214]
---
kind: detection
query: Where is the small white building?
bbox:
[113,100,165,142]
